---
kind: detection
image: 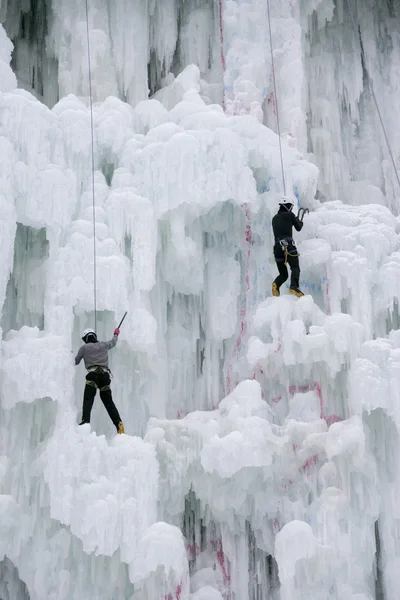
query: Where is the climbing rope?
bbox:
[345,0,400,191]
[84,0,98,331]
[266,0,286,195]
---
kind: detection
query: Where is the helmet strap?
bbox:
[83,333,97,343]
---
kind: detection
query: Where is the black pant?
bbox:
[82,369,121,429]
[273,240,300,290]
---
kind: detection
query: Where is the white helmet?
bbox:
[82,328,97,342]
[279,195,294,211]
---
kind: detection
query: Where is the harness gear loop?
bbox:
[86,365,112,391]
[279,238,299,265]
[85,380,97,389]
[85,380,110,392]
[87,364,113,379]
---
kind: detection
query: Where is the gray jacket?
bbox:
[75,335,118,369]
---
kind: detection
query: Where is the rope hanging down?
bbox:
[266,0,286,196]
[85,0,98,331]
[345,0,400,192]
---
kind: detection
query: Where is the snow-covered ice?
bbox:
[0,1,400,598]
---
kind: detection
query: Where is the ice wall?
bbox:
[2,0,400,209]
[1,0,400,599]
[0,0,222,106]
[298,0,400,209]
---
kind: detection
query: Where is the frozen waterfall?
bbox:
[0,0,400,598]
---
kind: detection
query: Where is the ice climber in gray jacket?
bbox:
[75,327,124,434]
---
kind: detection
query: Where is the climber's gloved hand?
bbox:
[114,328,120,336]
[297,207,309,222]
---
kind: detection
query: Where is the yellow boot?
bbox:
[289,287,304,298]
[272,282,280,297]
[117,422,125,434]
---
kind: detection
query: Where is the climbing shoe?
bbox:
[272,282,280,297]
[289,287,304,298]
[117,422,125,434]
[79,420,89,426]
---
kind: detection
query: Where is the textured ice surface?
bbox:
[0,0,400,599]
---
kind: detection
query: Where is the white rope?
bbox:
[266,0,286,196]
[84,0,98,332]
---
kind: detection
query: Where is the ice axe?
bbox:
[117,311,128,330]
[297,208,309,222]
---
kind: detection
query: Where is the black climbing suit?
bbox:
[272,207,303,291]
[82,367,122,428]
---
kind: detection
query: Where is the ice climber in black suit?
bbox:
[271,199,304,298]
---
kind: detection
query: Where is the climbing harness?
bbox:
[87,365,112,374]
[278,238,299,265]
[86,366,112,391]
[84,0,98,331]
[267,0,286,195]
[297,208,309,222]
[86,379,111,392]
[345,0,400,191]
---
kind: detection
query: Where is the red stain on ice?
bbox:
[186,542,200,560]
[289,382,324,419]
[272,517,281,533]
[271,395,282,403]
[292,442,319,475]
[211,538,231,598]
[289,381,342,427]
[324,265,331,314]
[299,454,319,473]
[164,579,183,600]
[326,414,342,427]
